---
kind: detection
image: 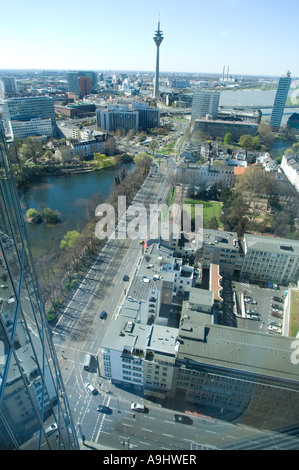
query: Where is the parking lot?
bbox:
[220,276,287,336]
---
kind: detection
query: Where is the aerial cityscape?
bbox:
[1,0,299,454]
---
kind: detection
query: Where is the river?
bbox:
[19,164,134,259]
[219,89,299,124]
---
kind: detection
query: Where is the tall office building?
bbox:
[153,21,164,100]
[0,119,79,449]
[79,76,91,99]
[66,71,98,94]
[270,72,291,131]
[97,106,139,132]
[2,96,57,140]
[191,90,220,120]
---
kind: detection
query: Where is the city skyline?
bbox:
[1,0,299,77]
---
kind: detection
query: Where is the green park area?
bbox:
[184,198,222,229]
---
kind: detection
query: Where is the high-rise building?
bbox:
[0,120,79,449]
[66,71,98,94]
[270,72,291,131]
[79,76,91,99]
[153,21,164,100]
[131,102,160,129]
[2,96,57,140]
[191,91,220,120]
[97,106,139,132]
[0,77,18,98]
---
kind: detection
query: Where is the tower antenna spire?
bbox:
[153,17,164,100]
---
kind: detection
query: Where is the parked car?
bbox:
[244,297,257,304]
[246,309,257,314]
[269,320,282,327]
[174,414,193,425]
[246,314,260,321]
[272,304,283,310]
[268,325,282,334]
[273,296,283,303]
[271,311,283,319]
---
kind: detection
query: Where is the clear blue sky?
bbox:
[1,0,298,77]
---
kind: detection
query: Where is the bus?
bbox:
[83,354,92,371]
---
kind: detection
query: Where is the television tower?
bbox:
[153,19,164,100]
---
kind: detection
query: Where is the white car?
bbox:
[45,423,58,436]
[268,325,282,334]
[131,403,145,412]
[85,383,98,395]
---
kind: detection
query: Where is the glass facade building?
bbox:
[0,119,79,449]
[270,73,291,131]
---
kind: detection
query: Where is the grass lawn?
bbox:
[289,289,299,338]
[184,199,222,228]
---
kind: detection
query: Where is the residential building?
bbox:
[281,153,299,192]
[66,134,107,159]
[270,72,292,131]
[0,121,78,449]
[191,91,220,120]
[176,160,235,188]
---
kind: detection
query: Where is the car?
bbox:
[268,325,282,334]
[272,304,282,310]
[97,405,112,414]
[174,414,193,425]
[272,308,282,313]
[273,296,283,303]
[100,310,107,319]
[131,403,145,412]
[85,383,98,395]
[45,423,58,436]
[246,309,257,314]
[244,297,256,304]
[246,314,260,321]
[123,275,129,281]
[271,311,283,319]
[269,320,282,327]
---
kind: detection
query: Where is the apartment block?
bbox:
[281,154,299,192]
